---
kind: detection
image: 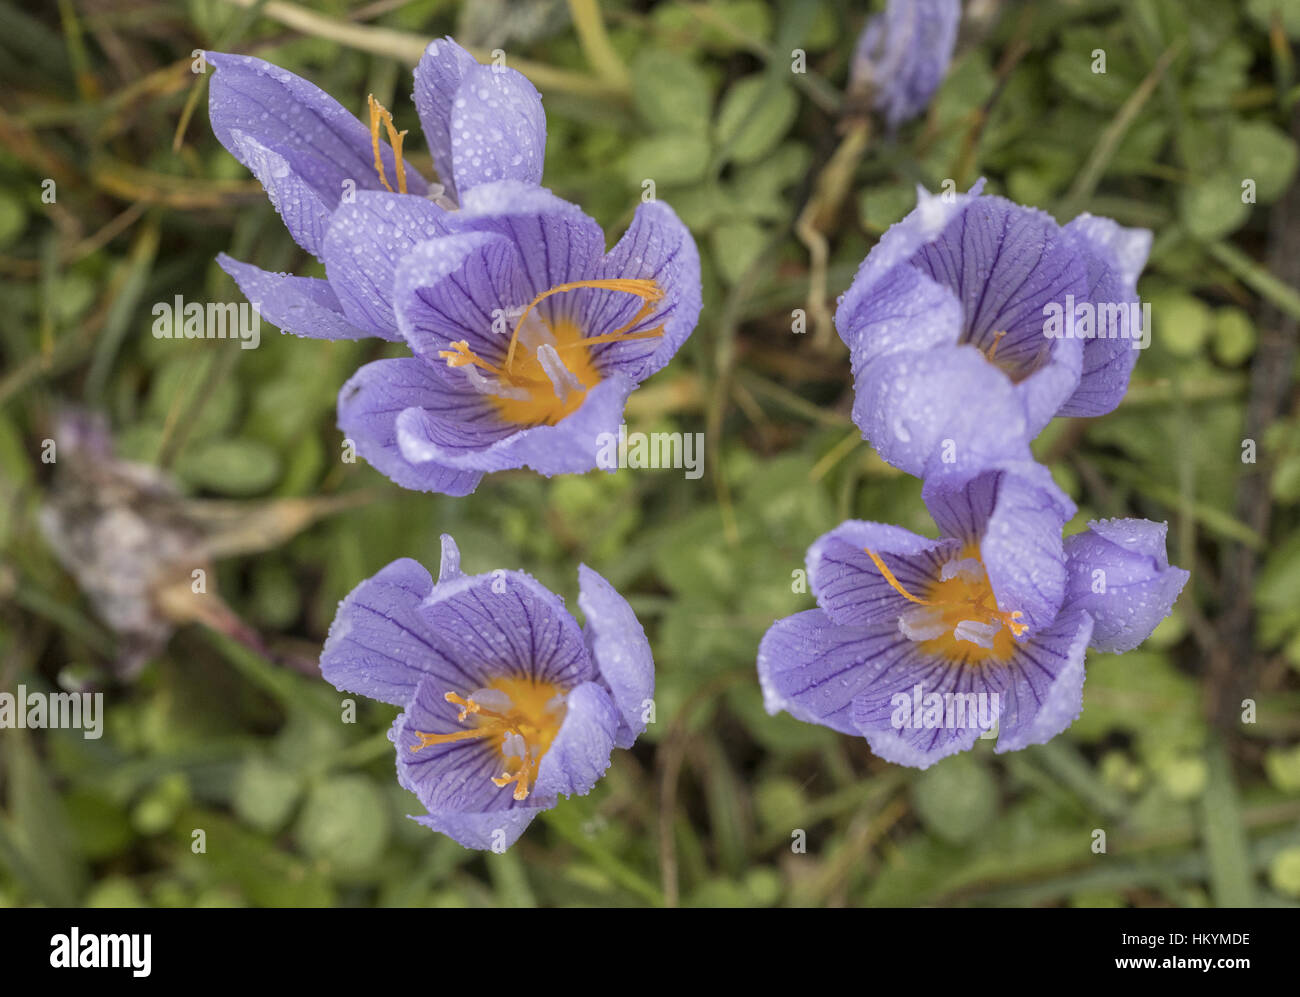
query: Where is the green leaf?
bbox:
[911,753,999,845]
[1228,119,1300,203]
[176,437,281,495]
[629,49,712,134]
[295,775,390,875]
[1179,170,1250,242]
[624,131,711,188]
[714,75,797,165]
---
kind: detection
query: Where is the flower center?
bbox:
[865,544,1027,664]
[410,676,568,801]
[438,278,665,426]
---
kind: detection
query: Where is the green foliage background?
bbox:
[2,0,1300,907]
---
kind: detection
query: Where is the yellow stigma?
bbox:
[865,544,1027,664]
[985,330,1008,362]
[438,278,665,427]
[410,678,567,802]
[367,94,408,195]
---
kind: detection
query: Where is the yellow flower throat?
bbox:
[865,544,1028,664]
[410,677,567,801]
[438,278,665,426]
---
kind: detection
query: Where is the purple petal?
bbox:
[419,569,596,690]
[850,642,1006,769]
[995,609,1092,752]
[532,681,621,799]
[216,254,372,340]
[1063,518,1190,653]
[851,344,1032,478]
[320,557,491,705]
[806,520,957,628]
[412,37,545,202]
[394,371,636,476]
[757,610,903,736]
[337,357,485,496]
[1058,215,1153,418]
[409,808,541,852]
[923,462,1075,631]
[453,180,606,298]
[393,675,536,813]
[394,231,528,367]
[850,0,960,129]
[205,51,425,255]
[911,195,1088,434]
[581,201,703,384]
[321,191,450,338]
[577,564,655,748]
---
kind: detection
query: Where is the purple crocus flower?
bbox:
[206,39,701,495]
[320,535,654,851]
[836,179,1152,479]
[757,463,1187,768]
[848,0,961,129]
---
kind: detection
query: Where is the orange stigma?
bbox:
[438,278,665,426]
[985,330,1008,362]
[367,94,408,194]
[410,679,567,801]
[866,545,1027,663]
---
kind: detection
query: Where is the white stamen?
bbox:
[461,364,530,401]
[953,619,999,648]
[940,557,984,583]
[537,343,583,401]
[468,688,513,713]
[898,606,948,642]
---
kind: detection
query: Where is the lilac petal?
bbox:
[449,60,546,197]
[850,643,1006,769]
[1063,518,1190,653]
[412,37,546,202]
[533,681,621,799]
[852,344,1032,478]
[850,0,960,129]
[394,371,636,476]
[841,264,964,375]
[205,51,425,255]
[836,178,986,355]
[1058,215,1153,418]
[911,195,1088,434]
[320,558,489,705]
[758,610,904,736]
[216,254,372,340]
[337,357,484,496]
[577,564,655,748]
[394,231,528,367]
[409,808,542,852]
[412,36,478,201]
[393,675,536,813]
[453,181,606,298]
[806,520,957,628]
[321,191,450,338]
[579,201,703,384]
[419,569,596,690]
[923,462,1075,632]
[995,609,1093,752]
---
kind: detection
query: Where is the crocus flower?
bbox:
[320,535,653,851]
[848,0,961,129]
[206,37,544,339]
[835,179,1152,479]
[206,39,701,495]
[757,462,1187,768]
[1063,518,1190,653]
